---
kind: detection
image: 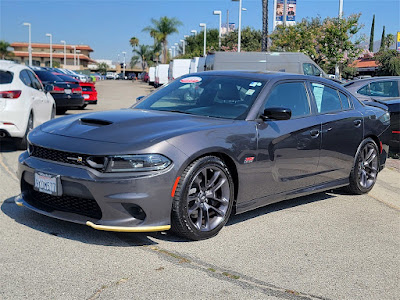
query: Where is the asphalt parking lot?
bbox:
[1,80,399,300]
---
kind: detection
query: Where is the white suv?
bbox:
[0,62,56,149]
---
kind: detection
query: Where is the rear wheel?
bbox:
[79,104,87,109]
[171,156,234,240]
[347,138,379,194]
[17,113,33,150]
[50,106,56,119]
[56,108,67,115]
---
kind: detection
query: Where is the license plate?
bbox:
[65,89,72,94]
[83,94,89,99]
[34,172,61,196]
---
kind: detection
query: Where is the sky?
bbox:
[1,0,399,62]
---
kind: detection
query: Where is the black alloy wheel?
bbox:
[171,156,234,240]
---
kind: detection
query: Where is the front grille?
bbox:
[24,183,102,220]
[30,145,90,167]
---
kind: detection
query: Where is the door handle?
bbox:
[310,129,320,137]
[354,120,362,127]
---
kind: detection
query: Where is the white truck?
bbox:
[189,57,206,74]
[168,59,191,81]
[155,64,169,88]
[148,67,156,86]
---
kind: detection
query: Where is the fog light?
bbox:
[122,204,146,221]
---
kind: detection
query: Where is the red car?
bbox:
[52,72,97,107]
[143,72,149,82]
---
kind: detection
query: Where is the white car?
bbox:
[0,62,56,149]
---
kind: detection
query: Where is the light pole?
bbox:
[22,23,32,66]
[213,10,222,50]
[122,51,126,78]
[171,46,176,58]
[180,39,185,55]
[72,46,76,66]
[60,40,66,66]
[232,0,242,52]
[191,30,197,36]
[76,50,81,68]
[336,0,344,79]
[199,23,207,56]
[46,33,52,67]
[174,42,179,55]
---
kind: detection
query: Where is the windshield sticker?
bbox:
[246,89,256,96]
[249,81,262,87]
[180,76,202,84]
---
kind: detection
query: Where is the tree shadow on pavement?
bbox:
[1,196,157,247]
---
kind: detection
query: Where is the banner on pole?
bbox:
[275,0,296,27]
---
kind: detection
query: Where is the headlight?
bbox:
[105,154,171,172]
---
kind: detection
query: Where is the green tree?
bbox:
[131,44,152,71]
[369,15,375,52]
[97,62,108,75]
[223,27,262,52]
[385,33,395,50]
[0,40,13,59]
[143,16,182,64]
[129,37,139,48]
[262,0,269,51]
[52,60,60,68]
[182,29,219,57]
[375,49,400,75]
[380,26,385,51]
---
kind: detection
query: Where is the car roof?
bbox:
[0,62,31,73]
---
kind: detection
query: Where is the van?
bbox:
[148,67,156,86]
[155,64,169,88]
[168,59,191,81]
[204,52,327,78]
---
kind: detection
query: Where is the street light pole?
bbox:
[72,46,76,66]
[213,10,222,50]
[60,40,66,66]
[122,51,126,78]
[76,50,81,69]
[335,0,344,79]
[180,40,185,54]
[46,33,52,68]
[199,23,207,56]
[23,23,32,66]
[232,0,242,52]
[191,30,197,36]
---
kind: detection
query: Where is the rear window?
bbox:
[82,86,92,92]
[53,73,79,83]
[34,71,63,82]
[0,70,13,84]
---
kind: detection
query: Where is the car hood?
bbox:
[40,109,234,145]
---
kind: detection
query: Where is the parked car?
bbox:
[344,77,400,152]
[168,59,191,81]
[143,72,149,83]
[106,72,117,80]
[154,64,169,88]
[205,52,328,77]
[16,71,390,240]
[0,62,55,149]
[33,69,84,114]
[148,67,156,86]
[189,57,206,73]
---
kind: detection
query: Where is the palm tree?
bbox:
[261,0,269,51]
[129,37,139,48]
[143,16,182,63]
[131,44,152,71]
[0,40,13,59]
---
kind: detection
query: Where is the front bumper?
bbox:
[17,151,175,232]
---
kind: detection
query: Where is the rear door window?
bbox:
[27,70,43,90]
[311,83,342,113]
[0,70,13,84]
[369,80,399,97]
[19,70,33,88]
[265,82,311,118]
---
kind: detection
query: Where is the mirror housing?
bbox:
[261,107,291,120]
[44,84,53,93]
[136,96,145,102]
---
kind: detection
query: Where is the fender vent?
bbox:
[80,118,113,126]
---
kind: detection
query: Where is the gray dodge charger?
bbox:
[16,71,391,240]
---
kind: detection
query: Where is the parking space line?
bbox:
[0,153,18,182]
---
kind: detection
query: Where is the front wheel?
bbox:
[171,156,234,240]
[347,138,379,194]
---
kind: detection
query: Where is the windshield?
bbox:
[134,75,266,119]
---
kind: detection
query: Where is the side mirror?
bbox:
[261,107,291,120]
[136,96,145,102]
[44,84,53,93]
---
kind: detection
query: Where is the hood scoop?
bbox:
[79,118,113,126]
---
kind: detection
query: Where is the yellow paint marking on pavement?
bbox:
[0,153,18,181]
[368,193,400,211]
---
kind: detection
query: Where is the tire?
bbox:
[79,104,87,109]
[171,156,234,240]
[56,108,67,115]
[50,106,56,119]
[347,138,379,194]
[17,112,33,150]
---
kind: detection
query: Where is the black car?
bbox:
[33,70,84,114]
[344,77,400,152]
[17,72,390,240]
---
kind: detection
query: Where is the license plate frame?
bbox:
[64,89,72,94]
[34,172,62,196]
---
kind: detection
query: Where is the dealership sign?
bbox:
[274,0,297,28]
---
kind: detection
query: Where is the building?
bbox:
[10,42,96,70]
[350,53,380,77]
